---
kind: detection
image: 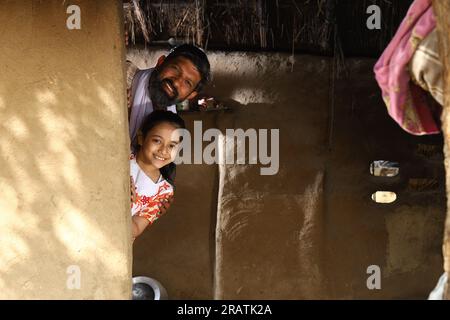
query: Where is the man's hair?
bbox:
[165,44,211,92]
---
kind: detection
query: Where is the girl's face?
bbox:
[138,122,182,169]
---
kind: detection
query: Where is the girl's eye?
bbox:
[169,144,176,149]
[152,139,161,144]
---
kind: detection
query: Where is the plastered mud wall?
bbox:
[0,0,131,299]
[130,49,445,299]
[325,60,445,299]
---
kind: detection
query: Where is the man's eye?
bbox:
[169,144,176,149]
[185,80,192,88]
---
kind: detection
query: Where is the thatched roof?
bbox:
[124,0,414,58]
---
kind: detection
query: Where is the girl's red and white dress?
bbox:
[130,154,174,225]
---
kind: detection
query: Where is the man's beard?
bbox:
[148,69,179,109]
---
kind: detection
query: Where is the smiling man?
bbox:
[128,44,211,151]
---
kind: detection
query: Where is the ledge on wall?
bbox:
[177,96,232,113]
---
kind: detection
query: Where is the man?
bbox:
[127,44,211,220]
[127,44,211,150]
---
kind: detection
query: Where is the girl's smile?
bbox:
[154,154,168,162]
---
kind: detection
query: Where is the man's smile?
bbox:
[163,81,176,97]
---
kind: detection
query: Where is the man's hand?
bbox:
[127,88,132,109]
[125,25,132,111]
[130,176,137,203]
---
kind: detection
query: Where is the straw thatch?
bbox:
[124,0,332,51]
[124,0,413,58]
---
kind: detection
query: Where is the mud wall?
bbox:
[0,0,131,299]
[325,60,445,299]
[129,48,445,299]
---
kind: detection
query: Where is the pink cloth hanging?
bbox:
[374,0,438,135]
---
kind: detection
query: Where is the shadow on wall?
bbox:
[128,47,328,107]
[0,76,129,298]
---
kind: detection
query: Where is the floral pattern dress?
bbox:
[130,154,174,225]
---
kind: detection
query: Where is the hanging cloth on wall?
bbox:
[374,0,439,135]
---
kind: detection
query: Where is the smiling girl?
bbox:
[130,110,185,239]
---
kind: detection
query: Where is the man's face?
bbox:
[149,56,202,108]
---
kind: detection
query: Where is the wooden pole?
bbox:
[432,0,450,299]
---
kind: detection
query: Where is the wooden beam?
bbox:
[432,0,450,300]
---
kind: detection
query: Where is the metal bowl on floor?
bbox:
[132,276,168,300]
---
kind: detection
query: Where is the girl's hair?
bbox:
[137,110,185,186]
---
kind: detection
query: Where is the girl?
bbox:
[130,110,185,239]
